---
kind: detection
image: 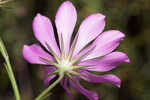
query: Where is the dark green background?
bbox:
[0,0,150,100]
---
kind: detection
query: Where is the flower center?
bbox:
[58,59,72,72]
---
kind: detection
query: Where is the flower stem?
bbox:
[4,62,21,100]
[0,38,21,100]
[35,73,64,100]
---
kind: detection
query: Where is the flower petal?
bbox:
[23,44,54,64]
[79,70,121,88]
[83,30,125,60]
[33,13,60,57]
[55,1,77,55]
[73,42,95,62]
[80,52,130,72]
[73,13,105,56]
[60,77,74,98]
[44,66,56,86]
[69,78,99,100]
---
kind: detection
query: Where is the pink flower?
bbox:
[23,1,130,100]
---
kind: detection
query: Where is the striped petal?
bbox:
[83,30,125,60]
[60,77,74,98]
[80,52,130,72]
[79,70,121,88]
[33,13,60,57]
[23,44,54,64]
[55,1,77,55]
[73,13,105,56]
[69,78,99,100]
[44,66,57,86]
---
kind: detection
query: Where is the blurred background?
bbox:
[0,0,150,100]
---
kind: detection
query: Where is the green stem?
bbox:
[4,62,21,100]
[0,38,21,100]
[35,73,64,100]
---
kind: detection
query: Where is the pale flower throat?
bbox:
[42,41,95,76]
[58,59,73,72]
